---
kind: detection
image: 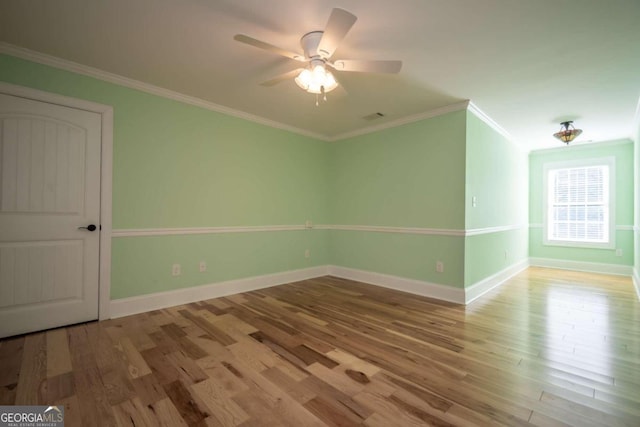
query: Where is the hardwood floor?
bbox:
[1,267,639,426]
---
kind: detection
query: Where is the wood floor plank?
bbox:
[0,335,24,388]
[15,332,46,405]
[163,379,210,426]
[1,268,638,426]
[131,373,168,406]
[46,328,72,378]
[146,397,189,426]
[118,337,152,379]
[190,378,250,426]
[41,371,75,402]
[112,397,155,427]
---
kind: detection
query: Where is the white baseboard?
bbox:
[110,260,637,319]
[529,257,634,276]
[327,265,466,304]
[109,266,329,318]
[464,259,530,304]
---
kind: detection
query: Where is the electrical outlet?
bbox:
[305,249,311,259]
[199,261,207,272]
[436,261,444,273]
[615,249,623,257]
[172,263,181,276]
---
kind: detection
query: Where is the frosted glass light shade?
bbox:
[295,65,338,94]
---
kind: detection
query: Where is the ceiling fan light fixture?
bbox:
[294,65,338,94]
[553,121,583,144]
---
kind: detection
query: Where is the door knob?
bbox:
[78,224,97,232]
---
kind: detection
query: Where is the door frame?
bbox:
[0,82,113,320]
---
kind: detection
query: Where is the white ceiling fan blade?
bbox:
[331,59,402,73]
[234,34,306,62]
[259,68,305,86]
[317,8,357,59]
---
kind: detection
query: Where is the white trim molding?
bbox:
[326,224,465,237]
[330,101,470,141]
[0,82,114,321]
[112,223,529,238]
[1,43,521,146]
[327,265,465,304]
[530,138,634,156]
[464,224,528,236]
[112,224,309,238]
[616,225,635,231]
[633,268,640,301]
[110,263,532,318]
[464,259,530,304]
[327,223,527,237]
[0,42,326,141]
[110,266,329,318]
[529,257,633,276]
[467,101,518,147]
[0,43,483,144]
[110,260,636,320]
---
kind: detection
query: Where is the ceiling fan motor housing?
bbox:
[300,31,325,59]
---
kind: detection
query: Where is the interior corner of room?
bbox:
[1,47,639,326]
[0,0,638,329]
[1,3,640,425]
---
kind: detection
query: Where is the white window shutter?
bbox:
[547,164,610,244]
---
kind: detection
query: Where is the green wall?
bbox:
[111,231,328,299]
[328,110,530,289]
[328,111,467,229]
[529,140,635,266]
[328,111,467,288]
[2,52,635,301]
[635,123,640,281]
[464,112,529,286]
[0,54,330,299]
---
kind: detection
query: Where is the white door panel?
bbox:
[0,93,101,338]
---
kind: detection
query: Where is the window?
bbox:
[543,157,615,248]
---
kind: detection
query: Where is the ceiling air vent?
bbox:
[362,112,385,121]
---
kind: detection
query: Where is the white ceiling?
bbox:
[1,0,639,149]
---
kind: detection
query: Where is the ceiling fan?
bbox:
[234,8,402,104]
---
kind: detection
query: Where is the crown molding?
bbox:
[0,42,329,141]
[1,43,523,145]
[529,137,634,155]
[328,100,471,141]
[466,101,523,149]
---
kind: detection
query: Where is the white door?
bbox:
[0,93,102,338]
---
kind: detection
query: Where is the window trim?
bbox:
[542,157,616,249]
